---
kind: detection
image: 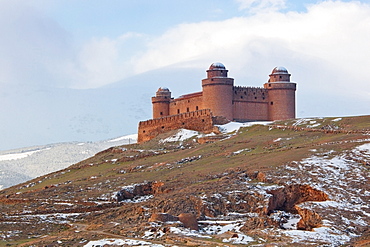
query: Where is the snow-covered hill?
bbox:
[0,134,137,190]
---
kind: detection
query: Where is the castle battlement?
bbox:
[139,109,211,127]
[138,63,296,143]
[138,109,214,143]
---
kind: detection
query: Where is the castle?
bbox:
[138,63,296,143]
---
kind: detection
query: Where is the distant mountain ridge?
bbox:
[0,134,137,189]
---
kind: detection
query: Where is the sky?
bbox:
[0,0,369,150]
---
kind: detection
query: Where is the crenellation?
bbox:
[138,63,296,142]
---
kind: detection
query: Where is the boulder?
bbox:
[149,213,179,222]
[178,213,199,231]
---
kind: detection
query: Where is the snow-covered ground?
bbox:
[83,238,164,247]
[0,134,137,189]
[217,121,272,133]
[160,121,272,144]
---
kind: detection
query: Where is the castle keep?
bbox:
[138,63,296,142]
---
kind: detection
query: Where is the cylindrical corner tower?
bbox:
[202,62,234,120]
[264,67,296,120]
[152,87,171,119]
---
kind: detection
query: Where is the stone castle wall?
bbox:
[138,109,214,143]
[232,86,269,121]
[169,92,203,116]
[264,82,296,120]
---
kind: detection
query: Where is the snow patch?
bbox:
[107,134,138,143]
[160,129,199,143]
[283,227,351,246]
[332,118,342,122]
[83,238,164,247]
[0,148,50,161]
[170,227,212,239]
[217,121,272,133]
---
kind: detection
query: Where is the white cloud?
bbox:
[0,1,144,89]
[0,1,72,88]
[67,33,143,89]
[1,0,369,103]
[131,1,370,103]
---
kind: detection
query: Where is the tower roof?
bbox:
[157,87,170,92]
[209,62,226,70]
[271,66,289,74]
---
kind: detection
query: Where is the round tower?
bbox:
[202,62,234,120]
[264,67,296,120]
[152,87,171,119]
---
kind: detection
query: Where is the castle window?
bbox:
[177,109,180,114]
[187,107,189,112]
[271,102,274,105]
[196,106,199,110]
[160,112,163,115]
[161,126,165,129]
[202,119,205,122]
[254,97,257,100]
[234,91,237,94]
[263,97,265,100]
[164,96,167,99]
[279,76,282,79]
[240,96,243,99]
[269,84,271,87]
[182,122,185,125]
[188,100,190,103]
[244,91,246,95]
[143,130,146,133]
[211,78,214,81]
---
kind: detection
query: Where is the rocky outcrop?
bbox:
[178,213,199,231]
[115,181,165,202]
[267,184,328,230]
[267,184,329,213]
[149,213,199,231]
[149,213,178,222]
[295,206,322,230]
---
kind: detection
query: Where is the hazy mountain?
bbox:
[0,134,137,190]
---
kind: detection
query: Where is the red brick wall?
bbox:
[233,101,269,121]
[169,93,203,115]
[232,87,269,121]
[138,109,214,143]
[202,77,234,120]
[264,82,296,120]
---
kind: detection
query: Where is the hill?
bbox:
[0,116,369,246]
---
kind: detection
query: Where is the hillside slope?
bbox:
[0,116,369,246]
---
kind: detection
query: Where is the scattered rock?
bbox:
[295,206,322,230]
[178,213,199,231]
[149,213,179,222]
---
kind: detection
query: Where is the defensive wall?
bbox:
[169,92,203,116]
[138,109,215,143]
[232,86,270,121]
